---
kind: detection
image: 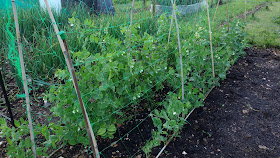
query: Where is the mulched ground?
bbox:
[161,47,280,158]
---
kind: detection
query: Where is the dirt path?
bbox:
[163,47,280,157]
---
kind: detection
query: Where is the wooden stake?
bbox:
[130,0,135,39]
[152,0,156,16]
[167,0,176,44]
[212,0,221,22]
[43,1,100,158]
[170,0,184,100]
[226,0,230,33]
[11,0,36,157]
[206,0,215,79]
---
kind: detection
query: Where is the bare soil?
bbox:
[161,47,280,158]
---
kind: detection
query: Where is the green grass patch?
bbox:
[246,2,280,47]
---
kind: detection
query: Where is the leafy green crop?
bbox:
[0,11,247,157]
[143,20,247,156]
[46,15,177,141]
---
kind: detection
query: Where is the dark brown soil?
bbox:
[161,47,280,158]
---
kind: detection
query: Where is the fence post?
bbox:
[11,0,36,157]
[43,0,100,157]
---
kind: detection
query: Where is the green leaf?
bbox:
[7,137,13,145]
[193,88,199,94]
[154,109,160,116]
[152,117,162,127]
[52,140,57,149]
[42,126,49,138]
[169,120,177,126]
[36,147,43,156]
[107,124,116,132]
[14,120,20,127]
[218,72,226,79]
[20,117,24,124]
[185,102,192,109]
[108,134,114,139]
[198,93,205,100]
[69,139,76,145]
[158,135,167,142]
[97,128,106,136]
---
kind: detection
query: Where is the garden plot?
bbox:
[0,0,279,157]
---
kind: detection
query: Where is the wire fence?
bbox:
[0,0,279,157]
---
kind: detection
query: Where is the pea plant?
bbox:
[143,20,247,155]
[0,13,247,157]
[46,15,177,142]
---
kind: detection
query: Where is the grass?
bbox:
[208,0,279,25]
[246,2,280,47]
[210,0,262,23]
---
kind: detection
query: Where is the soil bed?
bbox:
[161,47,280,157]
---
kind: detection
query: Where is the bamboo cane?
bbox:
[170,0,185,100]
[167,0,176,44]
[212,0,221,22]
[206,0,215,79]
[152,0,156,16]
[43,0,100,158]
[226,0,230,33]
[11,0,36,157]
